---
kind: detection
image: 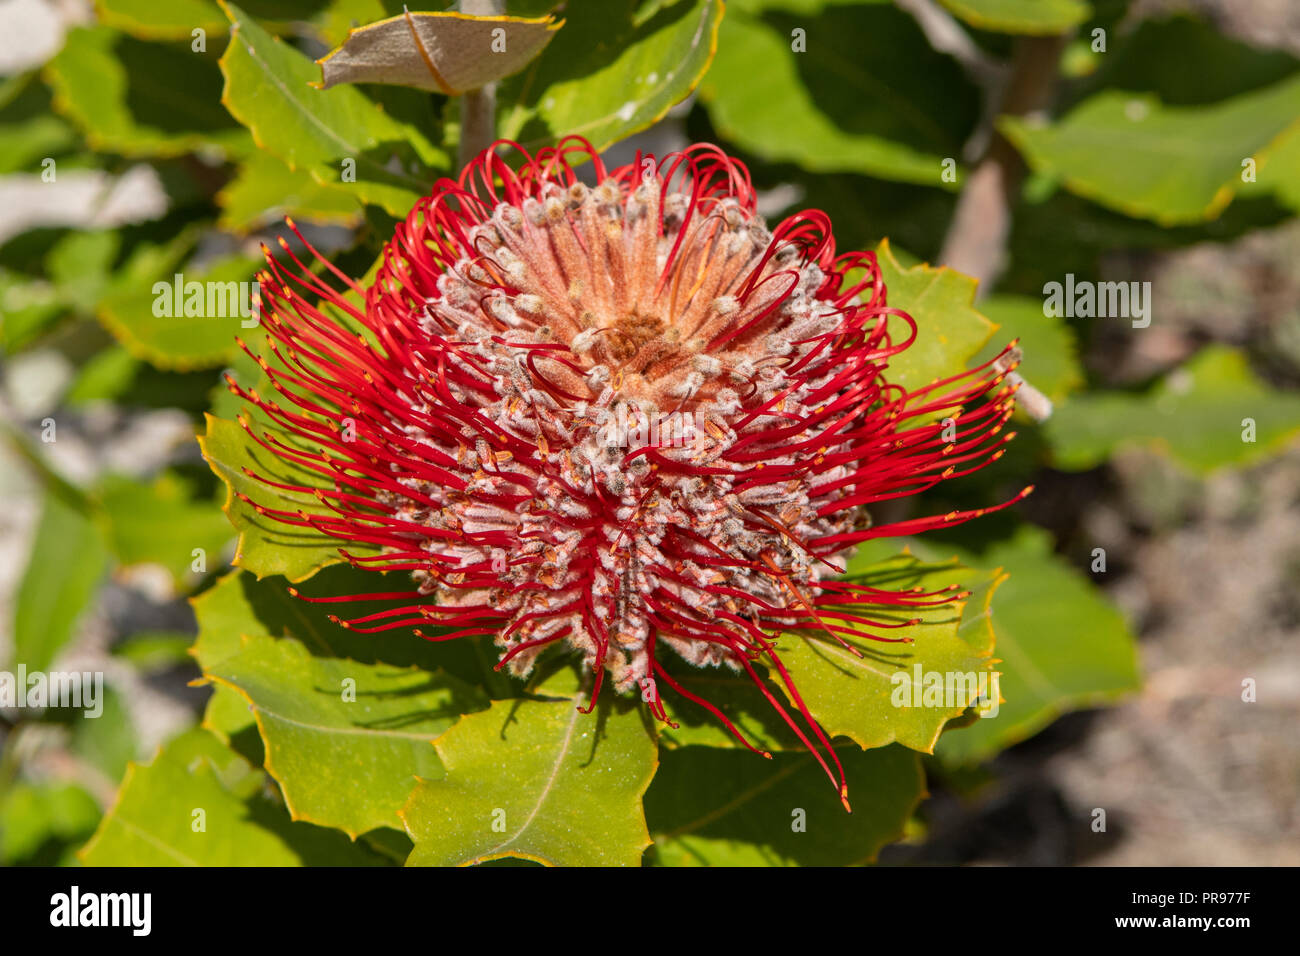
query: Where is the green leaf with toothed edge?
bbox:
[218,2,448,219]
[203,632,489,838]
[873,239,998,394]
[45,25,247,158]
[895,527,1142,765]
[1000,75,1300,226]
[496,0,724,153]
[218,151,365,234]
[646,743,924,866]
[769,554,1004,756]
[657,661,807,753]
[199,414,380,582]
[79,729,390,866]
[400,678,659,866]
[657,552,1004,755]
[190,566,497,749]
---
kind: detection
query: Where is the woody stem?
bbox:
[458,0,504,170]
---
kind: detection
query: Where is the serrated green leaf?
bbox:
[912,526,1142,763]
[974,294,1084,406]
[1044,345,1300,473]
[200,414,379,581]
[1001,75,1300,225]
[217,151,364,233]
[876,239,997,392]
[95,471,234,588]
[45,26,247,157]
[401,693,658,866]
[658,663,806,752]
[647,743,923,865]
[219,2,446,218]
[938,0,1090,35]
[699,2,977,186]
[79,728,390,865]
[772,554,1003,755]
[190,566,493,748]
[191,564,484,671]
[97,254,262,371]
[204,633,488,837]
[80,730,317,865]
[11,490,110,672]
[497,0,723,152]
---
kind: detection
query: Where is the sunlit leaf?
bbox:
[497,0,723,151]
[97,254,262,371]
[190,566,493,748]
[776,554,1003,754]
[973,294,1084,407]
[402,692,658,866]
[876,239,997,392]
[200,414,378,581]
[219,2,448,218]
[917,527,1142,764]
[96,0,334,40]
[217,151,364,232]
[204,633,488,837]
[79,729,387,865]
[45,26,246,157]
[1001,75,1300,225]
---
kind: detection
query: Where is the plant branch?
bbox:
[938,33,1068,295]
[457,0,505,170]
[894,0,1007,90]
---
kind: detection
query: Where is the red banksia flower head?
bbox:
[229,138,1030,807]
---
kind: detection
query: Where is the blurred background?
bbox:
[1,0,1297,865]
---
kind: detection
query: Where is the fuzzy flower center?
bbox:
[406,173,853,695]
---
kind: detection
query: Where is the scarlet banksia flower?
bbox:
[228,138,1030,808]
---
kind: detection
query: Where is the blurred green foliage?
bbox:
[1,0,1296,867]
